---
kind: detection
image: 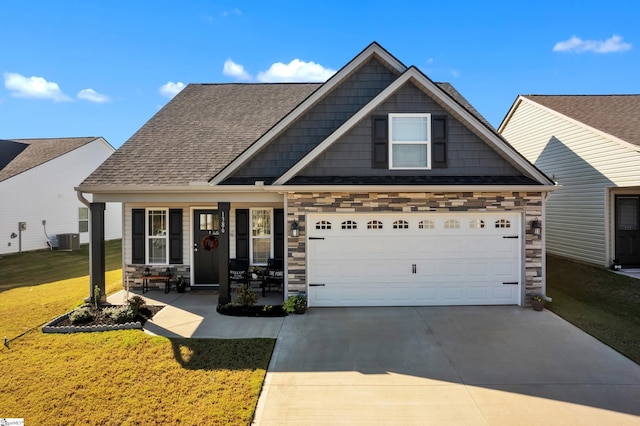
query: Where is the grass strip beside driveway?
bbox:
[546,255,640,365]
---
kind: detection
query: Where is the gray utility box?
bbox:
[57,233,80,251]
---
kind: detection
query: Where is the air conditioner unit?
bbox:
[57,233,80,251]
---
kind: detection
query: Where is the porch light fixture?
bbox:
[291,220,299,237]
[531,219,542,237]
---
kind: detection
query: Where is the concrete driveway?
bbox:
[253,306,640,425]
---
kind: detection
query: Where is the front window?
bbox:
[251,209,272,265]
[148,209,168,264]
[78,207,89,233]
[389,113,431,169]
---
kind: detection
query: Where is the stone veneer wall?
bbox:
[124,264,191,289]
[287,191,544,305]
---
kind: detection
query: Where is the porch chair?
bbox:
[263,258,284,293]
[229,258,249,290]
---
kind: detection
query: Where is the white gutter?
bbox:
[77,183,560,195]
[266,184,560,193]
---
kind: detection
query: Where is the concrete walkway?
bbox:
[107,288,285,339]
[254,306,640,425]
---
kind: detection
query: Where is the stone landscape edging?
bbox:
[42,311,142,334]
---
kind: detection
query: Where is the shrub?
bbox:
[70,307,94,324]
[282,295,306,314]
[128,295,146,311]
[235,285,257,307]
[103,305,137,323]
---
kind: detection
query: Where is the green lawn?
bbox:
[546,255,640,365]
[0,241,275,425]
[0,239,123,291]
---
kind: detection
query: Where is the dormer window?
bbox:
[389,113,431,169]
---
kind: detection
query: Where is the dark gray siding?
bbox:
[300,82,522,177]
[232,58,399,179]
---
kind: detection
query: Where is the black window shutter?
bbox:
[274,209,285,260]
[372,116,388,168]
[169,209,182,264]
[132,209,145,264]
[236,209,249,259]
[432,116,447,168]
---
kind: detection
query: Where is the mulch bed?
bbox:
[52,305,164,328]
[217,304,287,317]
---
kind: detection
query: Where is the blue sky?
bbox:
[1,1,639,149]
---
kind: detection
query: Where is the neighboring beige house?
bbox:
[78,42,556,307]
[499,95,640,268]
[0,137,122,255]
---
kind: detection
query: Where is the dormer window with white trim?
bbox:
[389,113,431,169]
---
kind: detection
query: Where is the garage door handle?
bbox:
[309,283,325,286]
[503,236,519,239]
[502,282,518,285]
[309,237,325,240]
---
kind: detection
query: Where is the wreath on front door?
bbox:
[201,235,219,251]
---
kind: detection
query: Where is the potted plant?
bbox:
[283,294,307,314]
[531,294,546,311]
[250,266,261,280]
[176,275,187,293]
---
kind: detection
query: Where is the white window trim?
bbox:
[249,208,274,266]
[146,208,169,265]
[78,207,89,233]
[388,113,431,170]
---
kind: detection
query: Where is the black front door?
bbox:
[193,209,220,285]
[615,196,640,266]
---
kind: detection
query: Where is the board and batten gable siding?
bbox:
[301,82,522,177]
[0,139,122,255]
[231,57,399,179]
[501,99,640,266]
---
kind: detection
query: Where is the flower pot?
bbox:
[532,300,545,311]
[294,305,306,314]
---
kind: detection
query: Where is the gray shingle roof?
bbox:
[80,83,321,187]
[524,95,640,147]
[0,137,99,182]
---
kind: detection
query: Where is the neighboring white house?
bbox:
[499,95,640,268]
[0,137,122,255]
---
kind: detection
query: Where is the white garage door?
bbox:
[307,212,521,307]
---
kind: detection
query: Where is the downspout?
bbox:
[76,190,91,207]
[542,191,552,302]
[76,190,94,301]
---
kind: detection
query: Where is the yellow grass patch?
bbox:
[0,270,123,340]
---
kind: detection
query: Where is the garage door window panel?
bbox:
[316,220,332,230]
[342,220,358,230]
[495,219,511,228]
[368,220,383,229]
[393,220,409,229]
[470,219,485,229]
[389,113,431,169]
[419,220,435,229]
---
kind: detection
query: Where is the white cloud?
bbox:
[159,81,185,98]
[257,59,336,83]
[3,72,70,101]
[223,59,251,80]
[77,88,110,103]
[553,34,632,53]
